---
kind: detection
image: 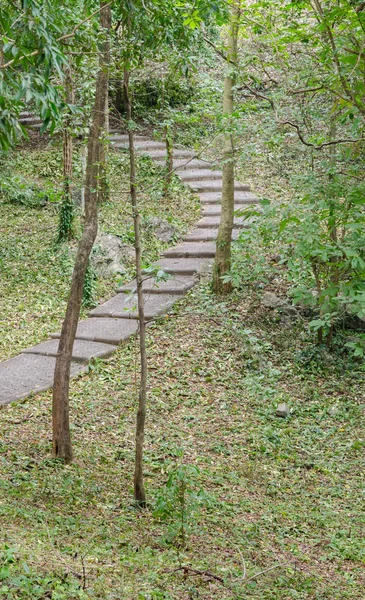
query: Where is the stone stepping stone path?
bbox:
[0,134,257,406]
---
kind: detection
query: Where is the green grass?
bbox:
[1,285,364,599]
[0,142,200,361]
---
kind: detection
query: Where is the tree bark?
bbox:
[58,68,75,242]
[164,124,173,197]
[52,2,111,463]
[124,66,147,507]
[212,7,239,294]
[99,2,111,203]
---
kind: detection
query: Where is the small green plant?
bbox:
[57,187,75,242]
[153,462,211,548]
[82,261,97,308]
[0,176,51,207]
[0,545,88,599]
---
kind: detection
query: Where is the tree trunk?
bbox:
[52,2,111,463]
[124,66,147,507]
[164,124,173,197]
[57,69,75,242]
[212,7,239,294]
[98,2,111,203]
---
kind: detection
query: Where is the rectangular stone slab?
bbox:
[51,318,139,345]
[90,293,180,320]
[174,159,210,171]
[113,141,165,151]
[163,242,216,258]
[23,339,117,363]
[147,149,193,160]
[149,258,211,276]
[199,191,257,204]
[203,205,250,216]
[111,134,150,142]
[118,276,197,295]
[183,229,241,242]
[189,181,250,192]
[196,216,246,229]
[0,354,84,406]
[178,170,223,182]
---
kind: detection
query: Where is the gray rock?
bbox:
[276,403,290,418]
[262,292,287,309]
[282,305,298,317]
[199,260,213,284]
[149,217,177,243]
[72,187,82,207]
[92,234,134,277]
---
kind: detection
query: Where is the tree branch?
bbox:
[1,1,114,70]
[239,81,365,150]
[355,1,365,13]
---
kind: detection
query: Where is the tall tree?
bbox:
[52,1,111,462]
[213,2,239,294]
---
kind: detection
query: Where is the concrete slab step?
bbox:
[163,242,216,259]
[178,170,223,182]
[199,191,257,204]
[111,134,150,142]
[51,318,139,346]
[0,354,84,406]
[150,258,211,276]
[196,216,246,229]
[113,140,166,151]
[173,159,211,171]
[189,180,250,193]
[18,117,42,125]
[23,339,117,363]
[203,204,249,216]
[90,293,180,320]
[183,229,241,242]
[118,276,197,295]
[148,149,194,161]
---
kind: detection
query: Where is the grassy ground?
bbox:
[0,139,200,361]
[1,123,364,599]
[1,285,364,599]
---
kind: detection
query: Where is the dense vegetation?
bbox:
[1,1,365,598]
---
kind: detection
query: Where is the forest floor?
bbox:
[0,140,199,362]
[0,135,364,600]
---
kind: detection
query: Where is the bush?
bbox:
[0,175,58,207]
[227,173,365,348]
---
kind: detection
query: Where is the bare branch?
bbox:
[202,35,229,62]
[238,81,365,150]
[290,85,324,94]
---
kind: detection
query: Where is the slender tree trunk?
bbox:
[57,69,75,242]
[98,3,111,203]
[124,66,147,507]
[326,110,338,348]
[213,7,239,294]
[52,2,111,462]
[164,124,173,197]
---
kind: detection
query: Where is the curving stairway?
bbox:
[0,132,257,405]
